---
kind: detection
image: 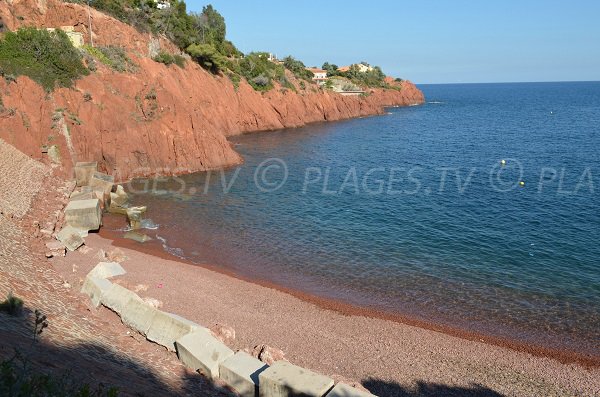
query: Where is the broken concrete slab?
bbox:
[64,198,101,231]
[326,383,375,397]
[120,296,158,335]
[81,275,113,308]
[111,185,129,206]
[88,262,126,279]
[259,361,334,397]
[220,351,268,397]
[74,162,98,186]
[123,231,152,243]
[146,311,207,351]
[69,191,96,201]
[175,331,234,379]
[90,171,114,195]
[101,283,143,315]
[56,225,85,251]
[126,206,147,230]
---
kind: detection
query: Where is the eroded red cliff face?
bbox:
[0,0,424,181]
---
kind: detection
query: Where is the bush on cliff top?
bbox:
[0,28,89,91]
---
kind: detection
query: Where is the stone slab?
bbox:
[88,262,126,279]
[69,191,96,201]
[326,383,375,397]
[101,283,143,315]
[147,311,207,351]
[74,161,97,187]
[56,225,85,251]
[120,296,158,335]
[81,275,113,308]
[220,351,268,397]
[90,171,114,195]
[124,231,152,243]
[259,361,334,397]
[64,198,101,231]
[175,331,234,379]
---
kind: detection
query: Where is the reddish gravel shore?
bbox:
[52,230,600,397]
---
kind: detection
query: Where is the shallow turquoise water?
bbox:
[129,82,600,355]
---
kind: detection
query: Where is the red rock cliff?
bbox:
[0,0,424,181]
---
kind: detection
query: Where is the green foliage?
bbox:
[0,292,23,316]
[0,352,119,396]
[282,56,313,81]
[186,43,226,73]
[0,28,89,91]
[341,64,386,88]
[152,51,186,68]
[232,52,286,91]
[322,61,340,77]
[82,45,137,72]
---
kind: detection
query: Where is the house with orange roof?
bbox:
[307,68,328,85]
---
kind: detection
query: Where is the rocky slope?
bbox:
[0,0,424,181]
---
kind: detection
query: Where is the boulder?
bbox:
[210,323,236,345]
[74,162,98,186]
[124,231,152,243]
[252,344,286,366]
[64,198,101,231]
[126,206,147,230]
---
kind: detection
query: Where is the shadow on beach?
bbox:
[0,308,233,397]
[363,378,505,397]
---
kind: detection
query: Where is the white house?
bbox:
[307,68,328,85]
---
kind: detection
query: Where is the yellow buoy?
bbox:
[519,181,525,187]
[500,159,506,166]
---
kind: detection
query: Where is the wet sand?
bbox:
[52,227,600,397]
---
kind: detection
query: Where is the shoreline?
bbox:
[97,222,600,368]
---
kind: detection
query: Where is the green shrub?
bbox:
[82,45,137,73]
[173,54,186,68]
[186,43,226,73]
[0,28,89,91]
[282,56,313,81]
[152,50,175,65]
[0,292,23,316]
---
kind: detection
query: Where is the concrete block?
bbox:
[64,198,101,231]
[326,383,375,397]
[70,191,96,201]
[259,361,334,397]
[147,311,207,351]
[90,171,114,195]
[101,283,143,315]
[111,185,129,206]
[56,225,85,251]
[126,206,147,230]
[124,231,152,243]
[74,162,97,186]
[88,262,126,279]
[81,275,112,308]
[220,351,268,397]
[120,296,158,335]
[175,331,234,379]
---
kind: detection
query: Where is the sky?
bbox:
[185,0,600,84]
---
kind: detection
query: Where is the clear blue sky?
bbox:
[186,0,600,84]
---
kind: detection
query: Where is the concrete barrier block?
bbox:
[259,361,334,397]
[147,311,208,351]
[120,296,158,335]
[70,190,96,201]
[326,383,375,397]
[88,262,126,279]
[81,275,112,308]
[175,331,234,379]
[101,283,143,315]
[74,161,97,186]
[90,171,114,195]
[220,351,268,397]
[56,225,85,251]
[64,198,101,231]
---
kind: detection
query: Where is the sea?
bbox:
[125,82,600,357]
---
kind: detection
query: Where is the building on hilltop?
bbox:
[307,68,328,85]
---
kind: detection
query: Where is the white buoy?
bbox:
[500,159,506,166]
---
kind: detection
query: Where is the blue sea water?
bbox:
[129,82,600,355]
